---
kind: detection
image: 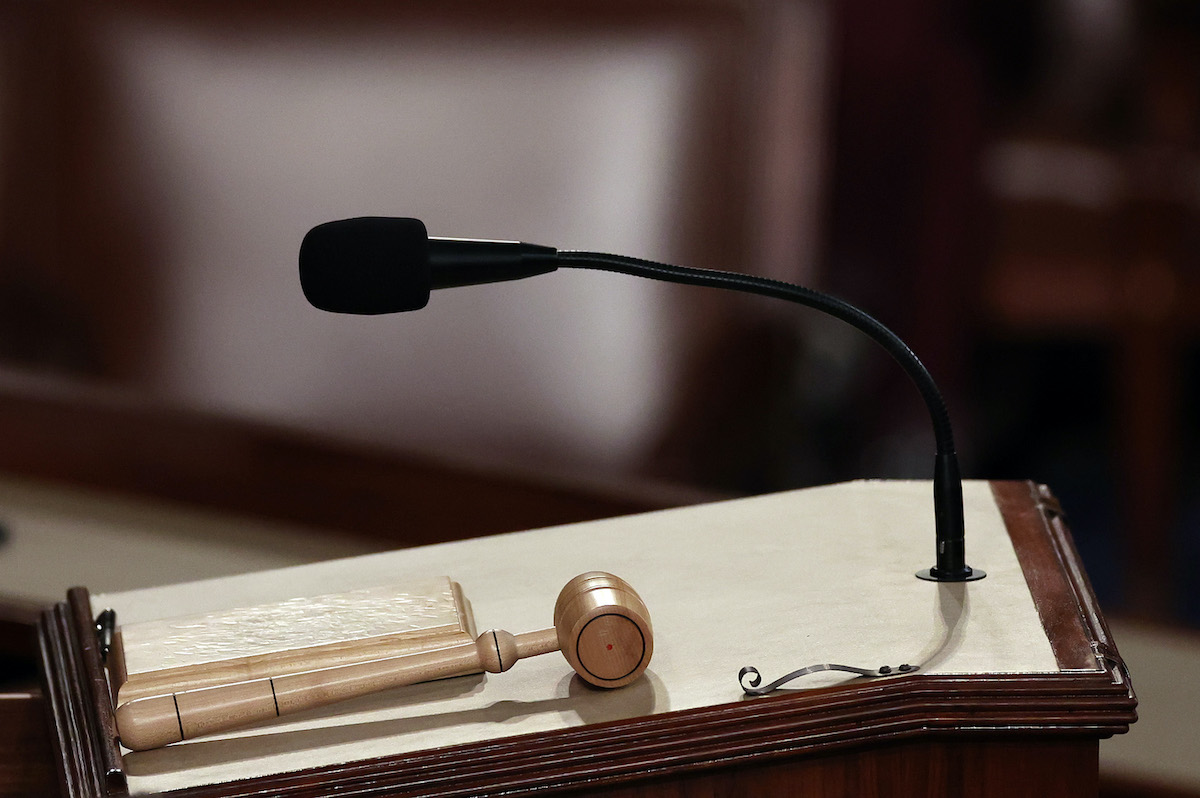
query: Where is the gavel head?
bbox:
[553,572,653,688]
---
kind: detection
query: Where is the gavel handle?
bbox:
[115,627,560,752]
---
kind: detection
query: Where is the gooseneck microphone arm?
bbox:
[298,217,984,582]
[555,251,979,583]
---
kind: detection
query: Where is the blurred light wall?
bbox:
[100,16,702,472]
[0,2,831,480]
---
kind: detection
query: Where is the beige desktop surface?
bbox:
[93,480,1063,794]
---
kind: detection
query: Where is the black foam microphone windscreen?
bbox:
[299,217,432,314]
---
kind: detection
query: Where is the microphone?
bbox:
[298,217,984,583]
[299,217,556,314]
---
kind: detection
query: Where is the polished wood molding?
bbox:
[992,481,1126,674]
[40,589,125,796]
[571,738,1102,798]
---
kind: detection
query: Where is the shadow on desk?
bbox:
[123,671,664,777]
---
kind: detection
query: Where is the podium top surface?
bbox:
[82,479,1121,795]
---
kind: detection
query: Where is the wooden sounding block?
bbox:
[109,577,476,745]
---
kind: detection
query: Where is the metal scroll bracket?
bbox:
[739,662,918,696]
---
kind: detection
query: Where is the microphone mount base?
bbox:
[915,567,987,583]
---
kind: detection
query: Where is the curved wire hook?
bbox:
[739,662,918,696]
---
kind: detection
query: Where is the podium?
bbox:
[36,480,1136,797]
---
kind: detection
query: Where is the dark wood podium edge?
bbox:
[37,480,1138,798]
[992,481,1133,681]
[39,588,126,797]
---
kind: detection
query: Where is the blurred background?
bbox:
[1,0,1198,794]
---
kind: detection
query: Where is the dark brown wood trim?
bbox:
[66,589,125,793]
[39,591,127,797]
[992,481,1103,672]
[1033,483,1135,694]
[578,738,1103,798]
[39,636,1136,797]
[39,603,88,796]
[132,670,1130,798]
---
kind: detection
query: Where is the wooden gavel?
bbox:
[115,572,652,751]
